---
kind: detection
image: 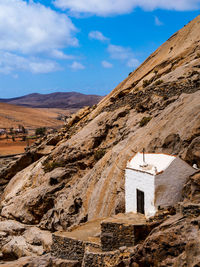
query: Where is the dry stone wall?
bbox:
[101,221,147,251]
[51,234,85,262]
[82,248,122,267]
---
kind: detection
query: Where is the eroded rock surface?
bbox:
[0,220,52,262]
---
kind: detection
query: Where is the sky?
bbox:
[0,0,200,98]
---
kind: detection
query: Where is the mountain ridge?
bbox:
[0,91,103,109]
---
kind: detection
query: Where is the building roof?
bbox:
[127,152,176,175]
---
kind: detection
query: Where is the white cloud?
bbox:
[89,31,109,42]
[107,44,139,68]
[51,50,74,60]
[54,0,200,16]
[0,0,78,74]
[70,61,85,70]
[155,16,163,26]
[0,0,78,54]
[0,52,59,74]
[127,58,140,68]
[108,44,133,60]
[102,60,113,68]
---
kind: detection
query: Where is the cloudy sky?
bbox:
[0,0,200,98]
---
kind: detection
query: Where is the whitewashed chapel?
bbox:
[125,152,196,218]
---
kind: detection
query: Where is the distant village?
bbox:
[0,125,28,141]
[0,125,54,140]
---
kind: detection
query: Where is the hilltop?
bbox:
[0,15,200,266]
[0,92,103,109]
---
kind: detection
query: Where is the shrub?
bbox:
[56,115,63,121]
[163,95,168,101]
[35,127,46,136]
[196,53,200,58]
[155,80,164,86]
[139,116,152,127]
[94,149,106,161]
[143,80,150,88]
[191,70,199,76]
[154,70,158,75]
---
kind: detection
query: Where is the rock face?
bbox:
[0,14,200,266]
[130,212,200,266]
[0,220,52,262]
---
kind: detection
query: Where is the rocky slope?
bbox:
[0,15,200,266]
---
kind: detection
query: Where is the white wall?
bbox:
[125,169,156,218]
[155,158,196,208]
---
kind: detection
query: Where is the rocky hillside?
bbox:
[0,92,103,109]
[0,15,200,266]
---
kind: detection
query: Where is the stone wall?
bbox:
[101,221,147,251]
[82,247,121,267]
[51,234,85,262]
[51,233,101,263]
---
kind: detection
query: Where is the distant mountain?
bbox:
[0,92,104,109]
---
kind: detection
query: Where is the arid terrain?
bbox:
[0,138,27,156]
[0,102,71,129]
[0,136,36,156]
[0,15,200,266]
[0,103,68,155]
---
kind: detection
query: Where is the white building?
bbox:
[125,152,196,218]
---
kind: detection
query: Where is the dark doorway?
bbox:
[137,189,145,214]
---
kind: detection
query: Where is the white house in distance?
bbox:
[125,152,196,218]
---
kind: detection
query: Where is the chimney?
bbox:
[140,148,148,167]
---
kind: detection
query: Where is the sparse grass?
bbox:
[139,116,152,127]
[43,161,65,172]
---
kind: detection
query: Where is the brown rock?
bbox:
[185,136,200,168]
[0,220,52,261]
[182,172,200,203]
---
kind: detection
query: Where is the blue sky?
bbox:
[0,0,199,98]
